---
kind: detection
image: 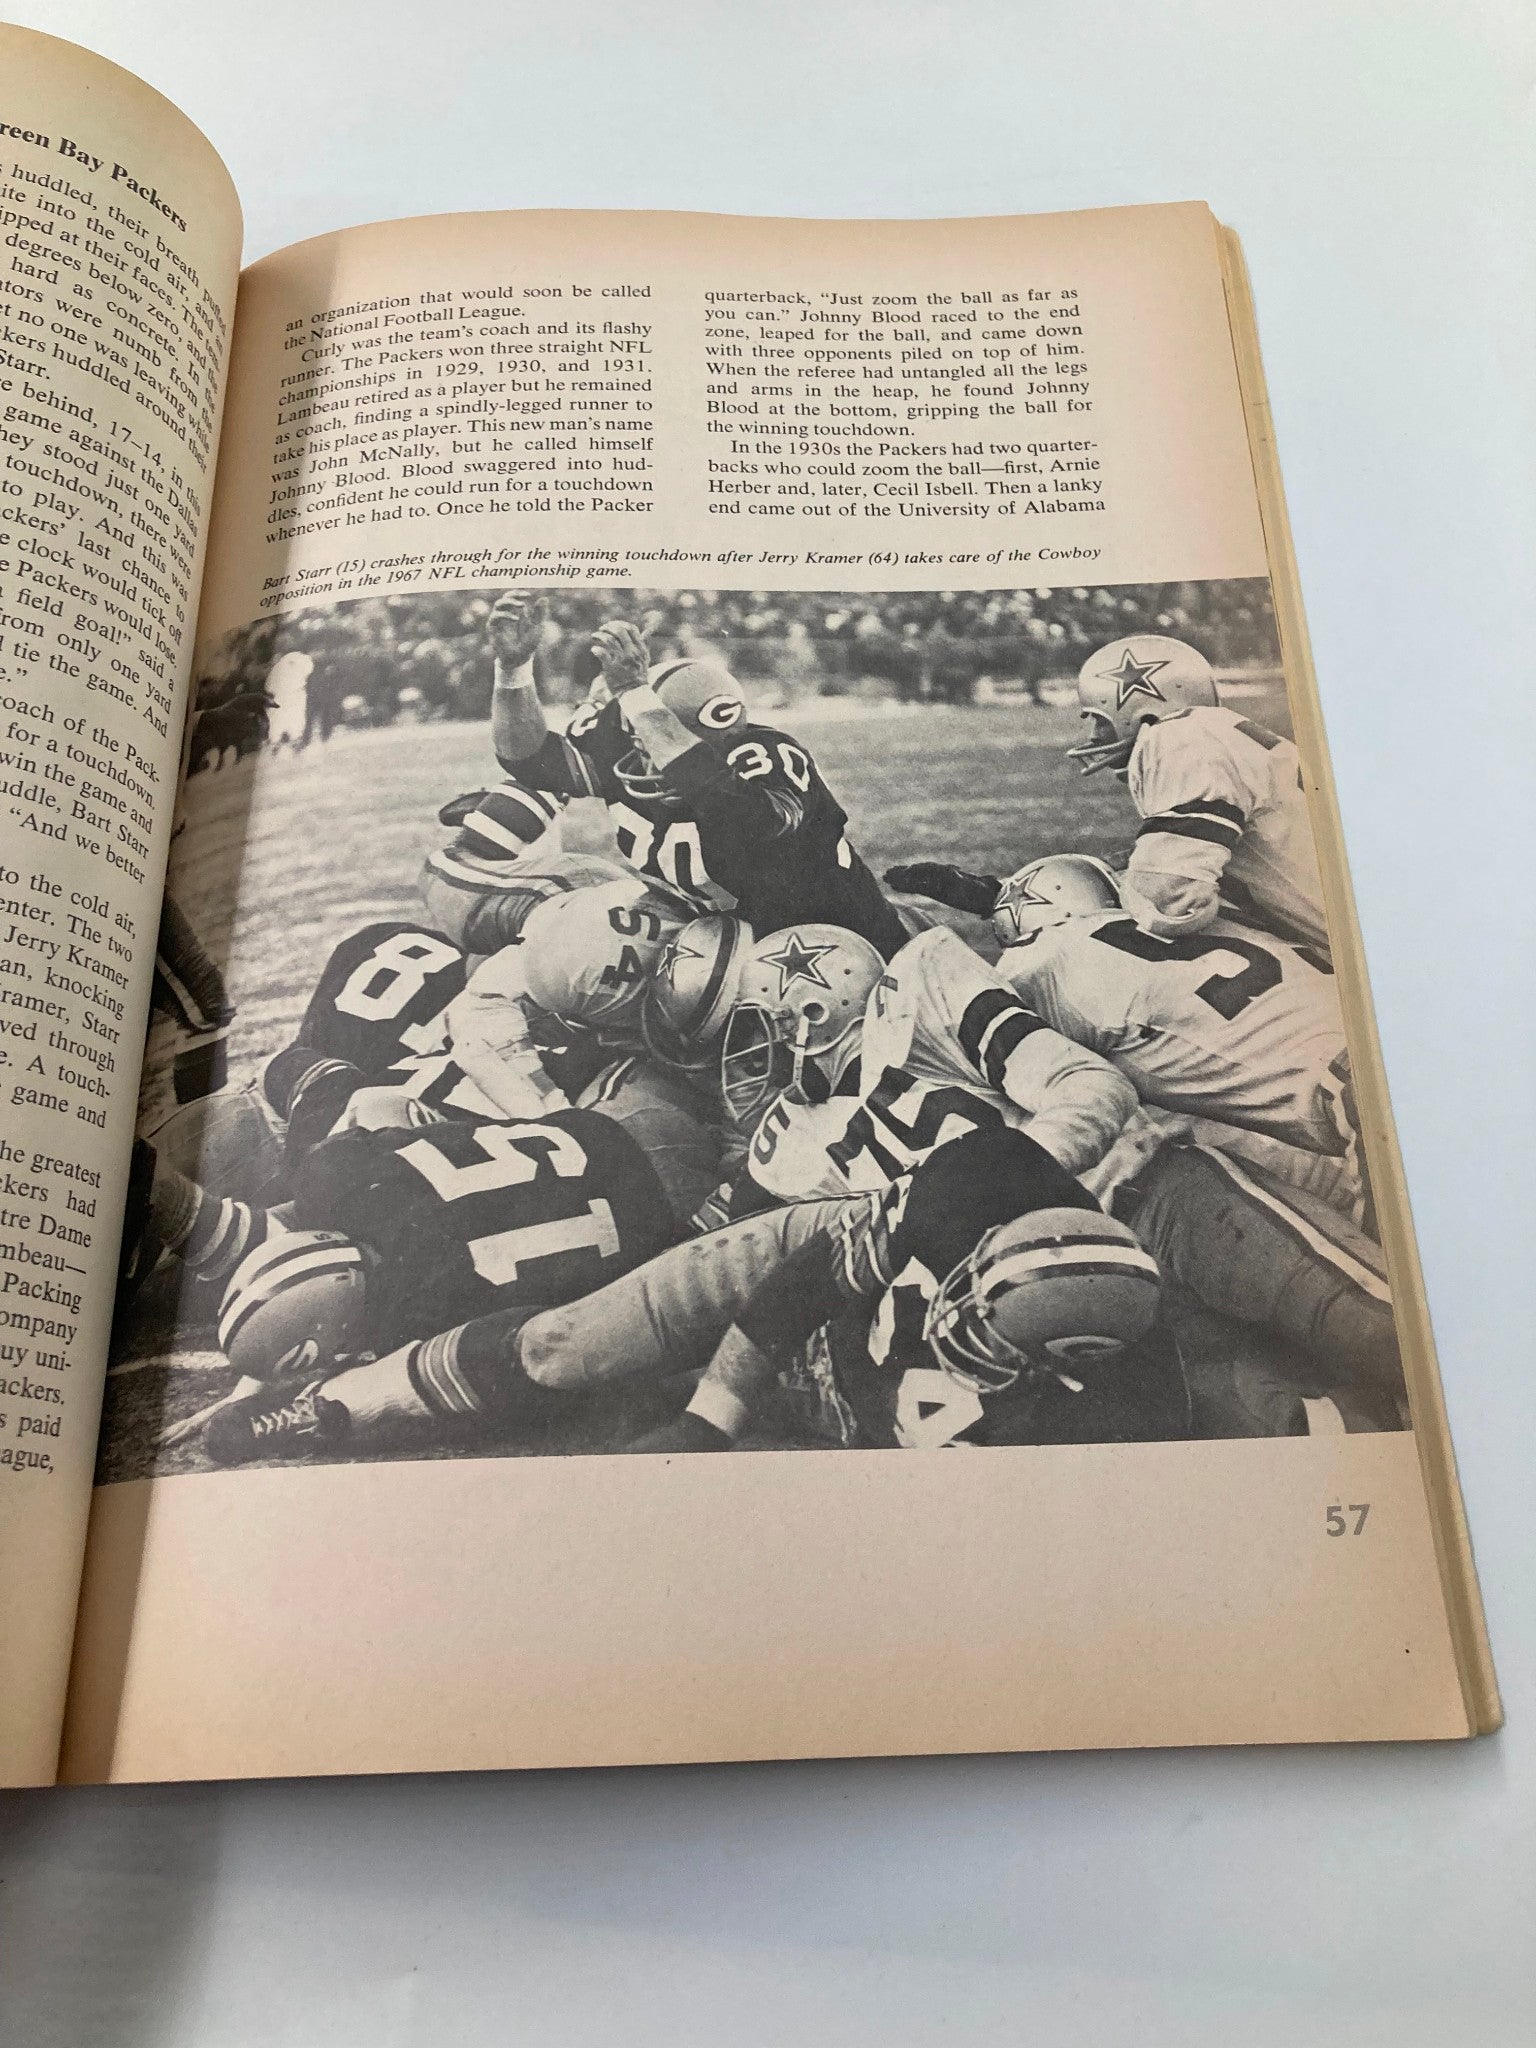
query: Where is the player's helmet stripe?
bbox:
[695,917,748,1034]
[648,660,695,689]
[984,1242,1162,1289]
[218,1242,366,1353]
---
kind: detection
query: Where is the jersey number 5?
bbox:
[399,1124,621,1286]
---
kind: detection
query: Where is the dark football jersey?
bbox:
[824,1126,1187,1448]
[298,922,467,1074]
[291,1109,677,1346]
[508,698,906,954]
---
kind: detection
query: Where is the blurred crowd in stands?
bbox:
[192,581,1281,751]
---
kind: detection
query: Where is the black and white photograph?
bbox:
[102,575,1405,1479]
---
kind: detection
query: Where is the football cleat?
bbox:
[641,914,752,1070]
[1068,634,1219,776]
[218,1229,370,1381]
[992,854,1122,947]
[203,1379,351,1467]
[925,1206,1162,1394]
[719,923,884,1128]
[613,656,747,807]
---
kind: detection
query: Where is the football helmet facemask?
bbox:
[613,657,748,810]
[641,914,753,1071]
[992,854,1122,947]
[1068,634,1218,777]
[924,1207,1161,1394]
[719,924,884,1128]
[218,1229,370,1382]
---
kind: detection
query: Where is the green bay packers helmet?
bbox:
[720,923,884,1128]
[218,1229,370,1381]
[992,854,1122,947]
[641,914,753,1070]
[924,1206,1161,1393]
[614,656,748,808]
[1068,634,1218,777]
[520,879,678,1033]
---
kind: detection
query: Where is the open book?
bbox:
[0,25,1499,1788]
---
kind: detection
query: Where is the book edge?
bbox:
[1214,220,1502,1737]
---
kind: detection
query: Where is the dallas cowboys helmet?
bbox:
[1068,634,1218,776]
[614,656,748,808]
[640,914,753,1070]
[520,879,676,1032]
[218,1229,370,1382]
[924,1207,1162,1393]
[992,854,1122,947]
[719,923,884,1127]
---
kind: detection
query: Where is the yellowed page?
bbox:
[65,201,1483,1783]
[0,28,240,1786]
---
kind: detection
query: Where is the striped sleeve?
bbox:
[1134,795,1247,851]
[956,985,1050,1093]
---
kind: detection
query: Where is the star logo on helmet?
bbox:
[661,937,703,991]
[1101,648,1170,709]
[759,933,837,999]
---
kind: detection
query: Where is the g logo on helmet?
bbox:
[219,1230,369,1382]
[696,693,745,731]
[1043,1331,1129,1366]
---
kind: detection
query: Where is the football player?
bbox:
[198,1126,1171,1460]
[418,778,577,953]
[485,593,908,955]
[709,921,1138,1208]
[1073,634,1329,951]
[887,634,1330,955]
[138,1106,680,1456]
[990,854,1357,1159]
[291,919,469,1076]
[446,874,697,1117]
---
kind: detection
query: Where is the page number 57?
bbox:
[1326,1502,1371,1537]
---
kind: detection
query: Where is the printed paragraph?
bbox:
[267,284,659,541]
[702,285,1107,527]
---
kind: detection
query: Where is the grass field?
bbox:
[102,684,1293,1481]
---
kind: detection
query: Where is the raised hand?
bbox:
[487,591,547,669]
[591,619,651,701]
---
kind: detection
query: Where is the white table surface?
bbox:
[1,5,1532,2042]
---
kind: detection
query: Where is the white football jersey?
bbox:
[1127,706,1329,952]
[998,912,1351,1155]
[745,926,1135,1203]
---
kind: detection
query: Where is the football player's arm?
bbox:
[882,862,1003,917]
[994,1022,1138,1175]
[1124,727,1254,937]
[446,956,570,1116]
[487,594,596,794]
